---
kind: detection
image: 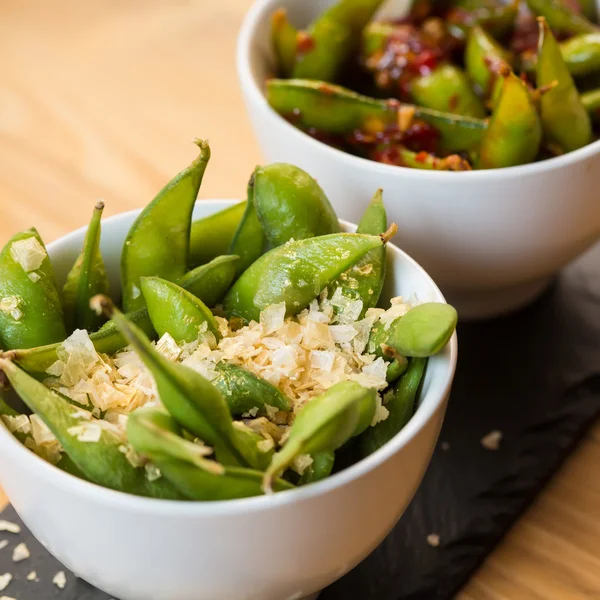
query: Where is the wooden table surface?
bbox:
[1,1,599,598]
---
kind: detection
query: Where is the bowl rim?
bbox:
[0,200,457,515]
[236,0,600,181]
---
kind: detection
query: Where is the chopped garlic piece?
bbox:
[53,571,66,589]
[1,415,31,435]
[0,573,12,591]
[10,236,46,272]
[12,543,29,562]
[292,453,313,475]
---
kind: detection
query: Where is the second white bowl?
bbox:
[237,0,600,320]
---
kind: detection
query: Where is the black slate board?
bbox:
[3,242,600,600]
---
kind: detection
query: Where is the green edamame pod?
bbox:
[254,163,340,247]
[292,0,386,82]
[93,296,249,468]
[141,277,221,343]
[369,302,457,359]
[410,64,487,118]
[12,307,156,377]
[189,201,247,268]
[177,255,239,308]
[224,229,395,323]
[212,362,292,415]
[445,0,519,40]
[553,33,600,77]
[121,139,211,312]
[375,145,472,170]
[582,87,600,120]
[62,201,109,333]
[272,8,298,77]
[0,228,66,350]
[298,450,335,485]
[359,357,427,456]
[0,357,183,499]
[266,79,488,153]
[264,381,376,489]
[56,454,89,481]
[537,18,592,153]
[328,189,386,320]
[229,173,267,275]
[477,70,542,169]
[465,26,511,105]
[526,0,599,35]
[386,356,409,383]
[128,408,293,500]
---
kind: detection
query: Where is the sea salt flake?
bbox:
[1,415,31,435]
[329,325,357,343]
[30,415,57,446]
[310,350,335,372]
[0,573,12,591]
[481,430,502,451]
[28,272,41,282]
[292,453,313,475]
[145,463,162,481]
[155,333,181,361]
[427,533,440,547]
[10,236,46,272]
[260,302,286,334]
[53,571,67,589]
[0,297,22,321]
[26,570,38,581]
[371,394,390,426]
[0,541,7,551]
[12,543,29,562]
[67,422,102,443]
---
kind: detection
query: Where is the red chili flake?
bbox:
[415,151,429,164]
[402,121,439,154]
[296,32,315,55]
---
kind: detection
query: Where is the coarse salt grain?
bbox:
[10,236,46,272]
[0,522,20,535]
[27,571,38,581]
[53,571,66,589]
[0,574,12,592]
[68,422,102,443]
[12,542,29,562]
[0,542,7,551]
[481,430,502,451]
[28,272,41,282]
[0,596,16,600]
[427,533,440,547]
[145,463,162,482]
[0,297,22,321]
[1,415,31,435]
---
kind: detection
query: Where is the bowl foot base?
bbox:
[445,276,552,321]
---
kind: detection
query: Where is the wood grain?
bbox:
[0,1,599,598]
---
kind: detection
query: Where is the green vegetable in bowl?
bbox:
[0,142,456,501]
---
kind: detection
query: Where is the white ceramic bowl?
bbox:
[237,0,600,320]
[0,200,456,600]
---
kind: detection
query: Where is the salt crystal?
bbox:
[260,302,286,334]
[427,533,440,547]
[0,542,7,551]
[481,430,502,451]
[329,325,357,343]
[0,297,22,321]
[28,272,41,282]
[10,236,46,272]
[0,573,12,591]
[53,571,66,589]
[30,415,57,446]
[1,415,31,435]
[26,570,38,581]
[12,543,29,562]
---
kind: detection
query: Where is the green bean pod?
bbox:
[292,0,386,82]
[0,357,183,499]
[188,201,246,269]
[359,357,427,456]
[229,174,267,275]
[368,303,457,359]
[141,277,221,343]
[465,25,511,105]
[212,362,292,415]
[224,229,393,323]
[62,201,109,333]
[121,139,211,312]
[582,87,600,120]
[266,78,488,153]
[445,0,519,40]
[0,228,66,350]
[410,64,487,118]
[373,145,472,170]
[128,408,293,500]
[477,70,542,169]
[327,189,386,320]
[537,17,592,153]
[253,163,340,248]
[264,381,376,489]
[526,0,599,35]
[298,450,335,485]
[272,8,298,77]
[177,255,239,308]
